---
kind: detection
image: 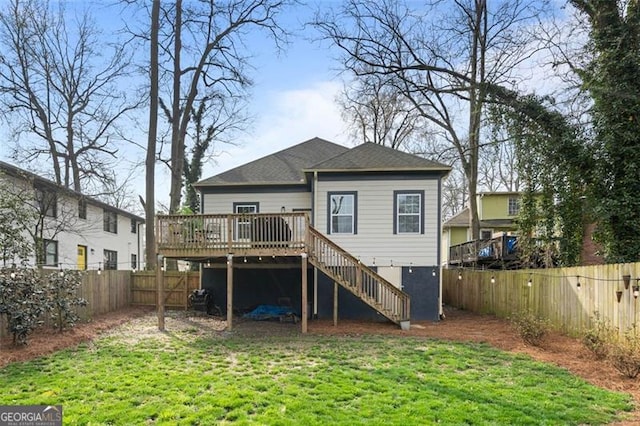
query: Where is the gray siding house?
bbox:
[189,137,450,324]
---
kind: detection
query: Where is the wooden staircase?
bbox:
[307,226,410,327]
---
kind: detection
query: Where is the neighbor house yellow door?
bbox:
[77,245,87,270]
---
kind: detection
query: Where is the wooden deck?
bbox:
[155,213,411,330]
[156,212,308,259]
[448,234,519,269]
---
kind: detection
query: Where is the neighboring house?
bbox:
[442,192,521,259]
[173,137,451,325]
[0,161,144,272]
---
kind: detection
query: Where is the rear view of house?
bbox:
[157,137,450,329]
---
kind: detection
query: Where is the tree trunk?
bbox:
[145,0,160,271]
[169,0,183,214]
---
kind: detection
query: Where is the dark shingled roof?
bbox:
[195,137,349,187]
[306,142,450,172]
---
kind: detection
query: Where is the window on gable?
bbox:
[233,203,258,240]
[103,210,118,233]
[328,192,357,234]
[36,187,57,218]
[394,191,423,234]
[104,249,118,270]
[78,198,87,219]
[508,197,520,216]
[43,239,58,266]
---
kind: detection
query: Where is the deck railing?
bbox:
[449,234,518,266]
[156,212,308,255]
[307,227,410,323]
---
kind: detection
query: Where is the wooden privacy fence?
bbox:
[1,270,202,340]
[131,270,200,309]
[1,270,131,340]
[443,262,640,336]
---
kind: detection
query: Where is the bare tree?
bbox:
[315,0,547,239]
[0,0,138,194]
[339,74,430,149]
[150,0,291,213]
[183,94,247,213]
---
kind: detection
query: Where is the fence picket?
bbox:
[443,262,640,336]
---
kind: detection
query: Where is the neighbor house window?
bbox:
[104,249,117,270]
[103,210,118,233]
[130,218,137,233]
[43,239,58,266]
[233,202,258,240]
[36,187,57,218]
[78,198,87,219]
[328,192,357,234]
[131,253,138,270]
[394,191,424,234]
[508,197,520,216]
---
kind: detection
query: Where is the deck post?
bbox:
[333,281,338,326]
[157,255,165,331]
[301,253,308,333]
[226,254,233,331]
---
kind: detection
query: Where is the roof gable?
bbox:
[307,142,451,172]
[195,137,349,187]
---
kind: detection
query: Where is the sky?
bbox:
[0,0,576,213]
[0,1,352,212]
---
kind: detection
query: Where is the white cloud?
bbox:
[201,80,351,180]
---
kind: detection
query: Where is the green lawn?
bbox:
[0,321,633,425]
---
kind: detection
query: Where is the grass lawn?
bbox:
[0,322,633,425]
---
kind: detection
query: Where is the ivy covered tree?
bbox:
[487,92,589,267]
[569,0,640,262]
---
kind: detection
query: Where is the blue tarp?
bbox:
[243,304,299,321]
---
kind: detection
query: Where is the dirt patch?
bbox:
[1,306,639,424]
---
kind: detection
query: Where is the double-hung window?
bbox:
[104,249,118,270]
[36,187,57,218]
[508,197,520,216]
[78,198,87,219]
[103,210,118,233]
[43,239,58,266]
[233,202,258,240]
[328,192,357,234]
[394,191,424,234]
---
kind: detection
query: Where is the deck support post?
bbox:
[226,254,233,331]
[333,281,338,326]
[301,253,308,333]
[157,255,165,331]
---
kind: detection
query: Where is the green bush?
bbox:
[583,311,615,360]
[609,326,640,379]
[0,268,49,345]
[45,269,87,332]
[509,310,549,346]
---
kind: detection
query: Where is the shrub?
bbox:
[45,269,87,332]
[609,326,640,379]
[583,311,616,360]
[0,268,49,345]
[509,310,549,346]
